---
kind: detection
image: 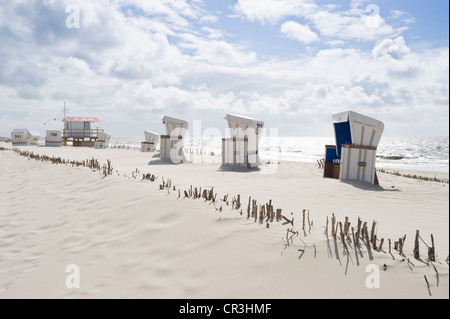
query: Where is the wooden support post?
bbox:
[414,230,420,259]
[281,215,293,225]
[331,214,336,239]
[302,209,306,230]
[428,234,436,262]
[379,238,384,251]
[276,209,282,221]
[402,234,407,255]
[344,217,349,236]
[268,200,273,220]
[364,226,371,251]
[355,218,362,246]
[370,220,376,244]
[340,231,349,255]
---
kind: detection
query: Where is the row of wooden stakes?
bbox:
[153,178,293,227]
[6,148,115,177]
[325,214,437,261]
[377,168,449,184]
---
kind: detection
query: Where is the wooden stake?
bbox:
[302,209,306,230]
[340,231,349,254]
[399,235,406,255]
[276,209,282,221]
[344,217,349,236]
[370,220,377,244]
[428,234,436,262]
[281,215,293,226]
[414,230,420,259]
[364,226,371,250]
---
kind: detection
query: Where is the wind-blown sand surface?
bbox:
[0,142,448,299]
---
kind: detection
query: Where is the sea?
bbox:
[111,136,449,173]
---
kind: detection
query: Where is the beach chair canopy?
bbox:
[332,111,384,156]
[30,131,41,138]
[224,114,264,137]
[11,128,31,138]
[144,130,160,144]
[162,116,189,136]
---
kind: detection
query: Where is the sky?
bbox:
[0,0,448,138]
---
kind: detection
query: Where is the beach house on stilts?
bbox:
[323,111,385,185]
[222,114,264,169]
[62,117,104,147]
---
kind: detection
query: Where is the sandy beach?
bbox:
[0,141,448,299]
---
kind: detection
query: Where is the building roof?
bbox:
[63,117,101,122]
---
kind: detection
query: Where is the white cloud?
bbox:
[373,36,411,60]
[234,0,407,42]
[199,15,219,24]
[280,21,319,44]
[233,0,317,25]
[178,35,257,66]
[372,37,420,78]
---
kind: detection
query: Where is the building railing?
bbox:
[62,129,104,139]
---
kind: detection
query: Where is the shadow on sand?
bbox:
[340,180,401,192]
[218,165,261,173]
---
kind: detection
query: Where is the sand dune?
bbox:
[0,143,448,299]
